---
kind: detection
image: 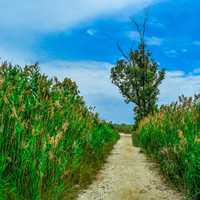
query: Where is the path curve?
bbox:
[77,134,185,200]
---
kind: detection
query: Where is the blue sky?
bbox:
[1,0,200,123]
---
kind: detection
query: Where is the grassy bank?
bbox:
[0,62,119,200]
[135,95,200,199]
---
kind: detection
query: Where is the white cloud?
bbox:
[40,60,133,123]
[149,20,165,29]
[164,49,188,57]
[146,36,163,46]
[0,0,159,33]
[39,60,200,122]
[0,44,36,65]
[86,29,96,36]
[164,49,177,57]
[181,48,188,53]
[41,60,116,97]
[159,70,200,105]
[0,30,40,65]
[193,41,200,46]
[0,0,161,69]
[127,32,163,46]
[193,68,200,74]
[128,31,140,40]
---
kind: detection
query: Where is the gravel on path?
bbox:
[77,134,186,200]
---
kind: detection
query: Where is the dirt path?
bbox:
[77,134,185,200]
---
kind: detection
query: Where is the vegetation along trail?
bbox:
[77,134,185,200]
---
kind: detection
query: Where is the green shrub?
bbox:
[0,62,119,199]
[136,95,200,198]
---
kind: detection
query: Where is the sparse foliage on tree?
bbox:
[111,16,165,125]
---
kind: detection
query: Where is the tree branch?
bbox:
[116,41,130,61]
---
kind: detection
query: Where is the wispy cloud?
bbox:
[0,0,159,33]
[0,0,161,66]
[181,48,188,53]
[127,31,140,40]
[146,36,163,46]
[164,49,177,57]
[127,31,163,46]
[193,41,200,46]
[149,19,165,29]
[86,29,96,36]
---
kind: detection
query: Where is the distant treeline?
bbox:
[110,123,133,134]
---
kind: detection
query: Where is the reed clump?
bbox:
[136,95,200,198]
[0,62,119,199]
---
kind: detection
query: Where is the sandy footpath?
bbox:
[77,134,185,200]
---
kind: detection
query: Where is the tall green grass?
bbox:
[0,62,119,199]
[136,95,200,198]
